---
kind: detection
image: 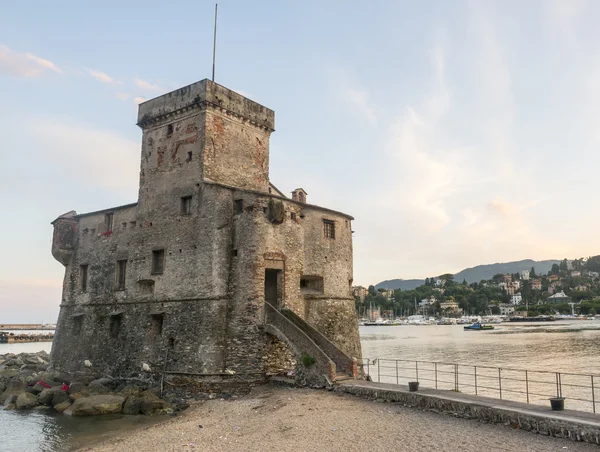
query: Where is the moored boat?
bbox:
[464,322,494,331]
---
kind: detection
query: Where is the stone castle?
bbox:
[51,79,361,389]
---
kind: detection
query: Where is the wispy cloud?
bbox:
[134,77,163,92]
[86,68,121,84]
[328,67,378,124]
[0,44,62,77]
[133,96,146,104]
[32,119,140,194]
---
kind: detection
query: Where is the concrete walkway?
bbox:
[336,380,600,444]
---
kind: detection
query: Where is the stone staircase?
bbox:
[264,302,358,386]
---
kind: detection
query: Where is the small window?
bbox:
[73,316,83,336]
[152,249,165,274]
[167,124,173,135]
[298,192,305,203]
[151,314,164,336]
[323,219,335,239]
[181,196,192,215]
[109,315,122,338]
[186,151,193,162]
[291,212,297,221]
[234,199,243,214]
[80,265,88,293]
[105,213,114,232]
[116,260,127,291]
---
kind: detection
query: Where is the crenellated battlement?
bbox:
[137,79,275,132]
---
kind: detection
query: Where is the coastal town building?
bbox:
[547,291,570,303]
[531,279,542,290]
[499,304,515,316]
[352,286,368,301]
[510,294,522,305]
[50,79,362,387]
[520,270,530,280]
[439,301,462,316]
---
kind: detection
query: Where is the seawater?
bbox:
[3,321,600,450]
[0,336,164,451]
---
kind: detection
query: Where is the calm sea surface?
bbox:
[3,321,600,450]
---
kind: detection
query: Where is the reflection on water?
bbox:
[0,407,166,451]
[360,320,600,412]
[360,320,600,374]
[0,340,166,451]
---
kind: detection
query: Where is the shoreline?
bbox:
[83,385,599,452]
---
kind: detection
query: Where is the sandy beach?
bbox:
[85,386,599,452]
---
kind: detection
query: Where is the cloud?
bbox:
[133,96,146,104]
[0,44,62,77]
[328,67,377,124]
[32,119,140,194]
[134,78,163,92]
[545,0,588,43]
[342,85,377,124]
[87,68,121,84]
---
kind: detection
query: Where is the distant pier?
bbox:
[0,324,56,330]
[0,331,54,344]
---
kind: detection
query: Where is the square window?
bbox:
[152,249,165,274]
[234,199,243,214]
[323,220,335,239]
[80,264,88,293]
[181,196,192,215]
[116,260,127,290]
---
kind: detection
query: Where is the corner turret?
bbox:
[51,211,78,266]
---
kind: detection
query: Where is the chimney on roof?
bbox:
[291,188,307,203]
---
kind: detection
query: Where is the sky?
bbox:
[1,0,600,322]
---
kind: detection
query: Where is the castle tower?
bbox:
[50,79,361,389]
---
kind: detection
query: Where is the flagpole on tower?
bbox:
[212,3,218,82]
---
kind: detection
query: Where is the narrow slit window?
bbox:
[116,260,127,290]
[323,219,335,239]
[109,315,122,338]
[105,213,114,232]
[73,316,83,336]
[167,124,173,135]
[234,199,243,214]
[152,249,165,274]
[151,314,164,336]
[181,196,192,215]
[80,264,88,293]
[291,212,297,221]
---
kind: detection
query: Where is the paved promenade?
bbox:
[89,386,598,451]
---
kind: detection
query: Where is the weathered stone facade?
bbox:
[50,79,361,388]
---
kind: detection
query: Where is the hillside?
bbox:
[375,259,561,290]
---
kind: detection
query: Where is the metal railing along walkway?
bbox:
[360,358,600,413]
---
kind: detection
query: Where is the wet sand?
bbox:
[85,386,599,452]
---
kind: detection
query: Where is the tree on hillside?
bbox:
[531,266,536,278]
[492,273,504,283]
[439,273,454,282]
[560,259,568,272]
[462,279,468,286]
[586,256,600,273]
[425,278,430,286]
[368,285,377,296]
[550,263,560,275]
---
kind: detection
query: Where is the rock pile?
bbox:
[0,351,188,416]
